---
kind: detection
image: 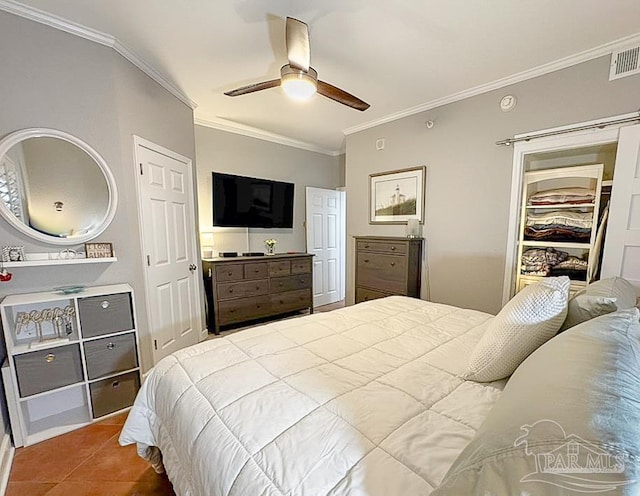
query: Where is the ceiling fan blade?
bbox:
[286,17,310,72]
[317,81,370,111]
[224,79,281,97]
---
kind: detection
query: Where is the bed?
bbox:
[119,296,506,495]
[121,277,640,495]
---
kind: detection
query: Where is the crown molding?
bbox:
[195,117,341,156]
[0,0,197,109]
[344,32,640,136]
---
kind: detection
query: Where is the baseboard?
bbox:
[0,430,14,496]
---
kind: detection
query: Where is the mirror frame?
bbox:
[0,128,118,246]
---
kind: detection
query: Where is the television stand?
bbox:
[202,253,314,334]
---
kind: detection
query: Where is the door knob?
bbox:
[189,264,197,272]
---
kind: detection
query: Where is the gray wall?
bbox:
[346,56,640,314]
[195,125,343,254]
[0,11,197,381]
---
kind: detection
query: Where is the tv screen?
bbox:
[212,172,295,228]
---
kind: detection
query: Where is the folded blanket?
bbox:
[527,187,595,206]
[526,210,593,229]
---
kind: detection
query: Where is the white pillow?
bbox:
[560,277,638,332]
[464,276,569,382]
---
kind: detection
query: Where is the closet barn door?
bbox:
[601,124,640,295]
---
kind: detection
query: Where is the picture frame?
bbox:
[84,242,114,258]
[369,166,426,224]
[1,245,25,262]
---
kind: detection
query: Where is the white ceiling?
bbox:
[5,0,640,153]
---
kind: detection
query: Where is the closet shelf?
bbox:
[525,203,595,210]
[520,240,591,250]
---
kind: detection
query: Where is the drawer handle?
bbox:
[254,269,260,273]
[229,288,234,293]
[101,300,110,309]
[112,380,120,389]
[364,259,369,263]
[256,304,261,308]
[364,244,370,248]
[228,271,233,276]
[280,300,284,304]
[256,285,260,290]
[364,296,370,301]
[279,282,284,286]
[390,262,396,267]
[391,246,396,251]
[229,309,235,313]
[300,279,305,284]
[107,342,116,350]
[45,353,56,363]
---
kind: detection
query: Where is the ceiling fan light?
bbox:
[280,65,317,100]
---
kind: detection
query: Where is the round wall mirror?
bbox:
[0,128,118,245]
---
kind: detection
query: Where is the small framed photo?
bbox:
[85,242,114,258]
[369,166,426,224]
[2,245,25,262]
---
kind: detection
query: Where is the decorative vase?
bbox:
[265,239,277,255]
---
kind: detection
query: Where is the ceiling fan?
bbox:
[224,17,370,111]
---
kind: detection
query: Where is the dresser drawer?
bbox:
[83,332,138,380]
[244,262,268,280]
[217,279,269,300]
[270,289,312,314]
[356,287,391,304]
[357,253,407,293]
[291,258,311,274]
[269,260,291,277]
[78,293,134,338]
[89,371,140,419]
[15,344,84,397]
[356,240,408,255]
[271,274,312,293]
[215,264,244,282]
[218,295,270,324]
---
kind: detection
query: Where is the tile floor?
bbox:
[6,412,174,496]
[7,300,345,496]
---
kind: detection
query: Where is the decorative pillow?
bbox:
[464,276,569,382]
[580,276,638,309]
[433,308,640,495]
[560,276,638,331]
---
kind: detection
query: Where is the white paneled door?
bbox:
[306,187,343,307]
[601,124,640,294]
[135,137,201,364]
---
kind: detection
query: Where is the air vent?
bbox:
[609,45,640,80]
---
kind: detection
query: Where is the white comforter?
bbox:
[120,296,505,495]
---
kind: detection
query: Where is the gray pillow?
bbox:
[560,277,638,331]
[434,308,640,495]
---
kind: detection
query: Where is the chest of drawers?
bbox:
[354,236,423,303]
[203,254,314,333]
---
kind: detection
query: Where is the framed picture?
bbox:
[369,166,426,224]
[2,245,25,262]
[85,242,114,258]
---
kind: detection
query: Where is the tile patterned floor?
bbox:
[7,300,345,496]
[6,412,175,496]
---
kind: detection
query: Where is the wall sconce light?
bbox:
[54,201,64,211]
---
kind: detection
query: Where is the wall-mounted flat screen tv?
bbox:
[212,172,295,228]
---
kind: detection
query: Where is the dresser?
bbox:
[203,254,314,334]
[355,236,423,303]
[0,284,141,447]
